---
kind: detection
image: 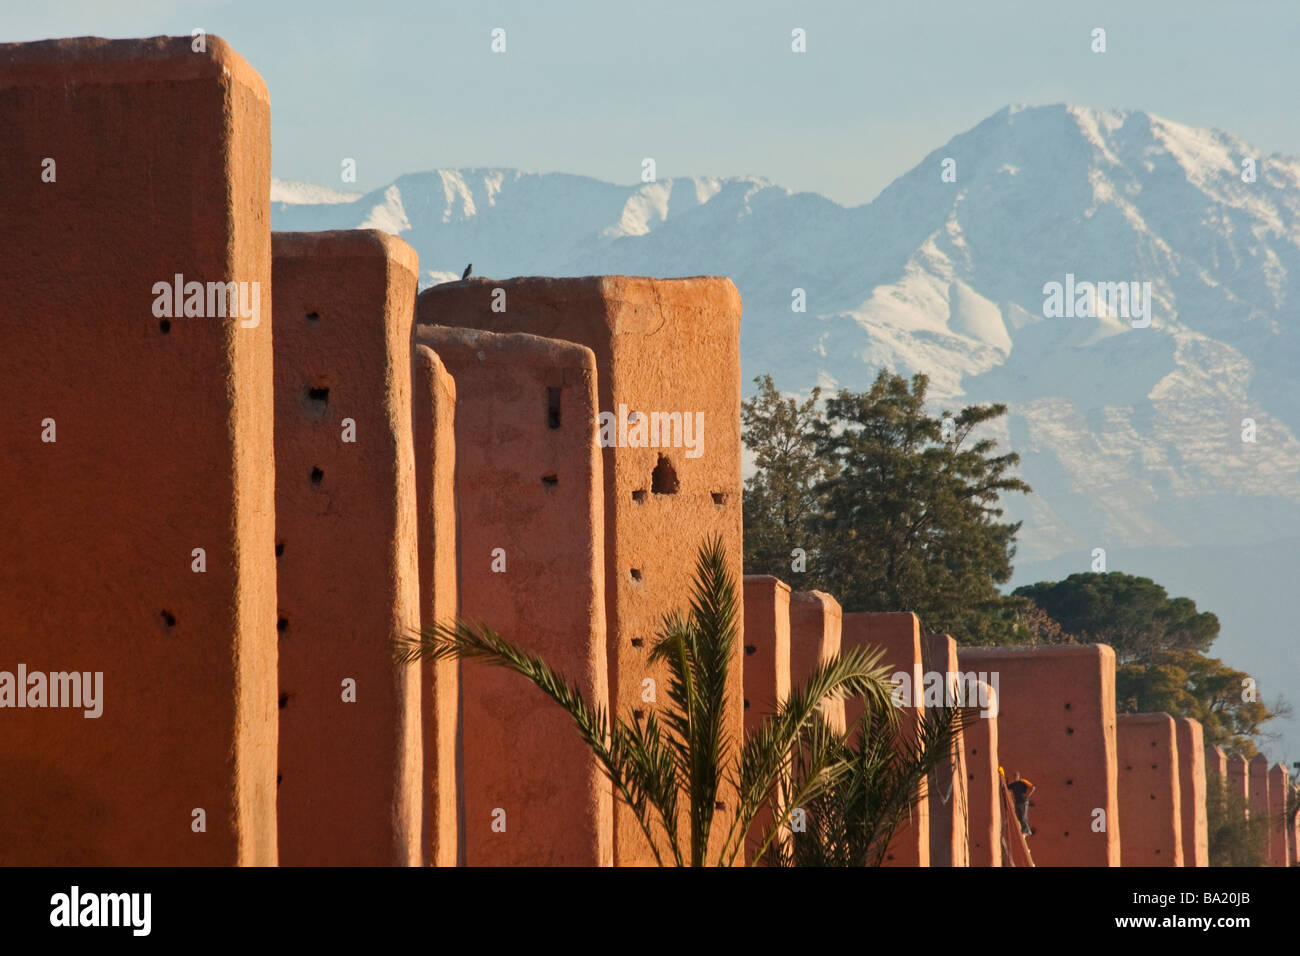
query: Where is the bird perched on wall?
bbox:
[462,263,472,279]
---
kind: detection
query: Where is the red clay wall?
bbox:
[841,612,930,866]
[923,633,969,867]
[957,645,1121,867]
[743,576,791,734]
[413,325,611,866]
[412,345,462,866]
[742,575,791,862]
[416,276,743,866]
[0,36,276,865]
[789,591,845,734]
[963,678,1002,866]
[1205,744,1227,781]
[1174,718,1208,867]
[273,231,422,865]
[1117,713,1184,866]
[1268,763,1290,867]
[1250,754,1270,862]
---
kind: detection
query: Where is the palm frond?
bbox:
[720,644,899,865]
[649,536,737,865]
[393,619,675,864]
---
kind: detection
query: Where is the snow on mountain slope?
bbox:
[271,179,362,205]
[269,106,1300,563]
[271,105,1300,757]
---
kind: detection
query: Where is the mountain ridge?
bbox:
[270,103,1300,758]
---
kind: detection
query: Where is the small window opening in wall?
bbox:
[711,492,728,507]
[630,569,642,582]
[542,473,558,486]
[306,311,321,327]
[547,387,562,428]
[310,467,324,486]
[632,489,647,504]
[651,455,679,495]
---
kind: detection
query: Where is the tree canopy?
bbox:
[1014,572,1279,756]
[742,370,1031,643]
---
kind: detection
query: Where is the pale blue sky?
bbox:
[6,0,1297,205]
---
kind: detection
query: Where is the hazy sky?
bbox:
[7,0,1298,205]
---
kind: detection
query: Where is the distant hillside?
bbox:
[272,104,1300,760]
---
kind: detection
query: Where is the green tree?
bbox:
[770,704,966,867]
[394,536,900,866]
[1015,572,1280,755]
[1014,572,1217,664]
[741,374,831,579]
[810,370,1031,643]
[1115,651,1273,757]
[1206,768,1268,866]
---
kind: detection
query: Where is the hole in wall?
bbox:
[1066,727,1074,735]
[714,801,725,811]
[632,490,647,504]
[306,386,330,415]
[631,638,644,648]
[744,645,757,656]
[277,617,288,635]
[275,540,285,558]
[279,693,290,710]
[743,699,750,710]
[1064,702,1072,710]
[632,709,645,720]
[547,387,562,429]
[310,467,324,487]
[159,319,171,334]
[1065,779,1073,786]
[306,311,321,327]
[277,774,282,787]
[541,473,558,486]
[630,569,642,582]
[711,492,727,507]
[651,455,679,495]
[160,610,176,630]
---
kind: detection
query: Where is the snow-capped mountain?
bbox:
[271,105,1300,755]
